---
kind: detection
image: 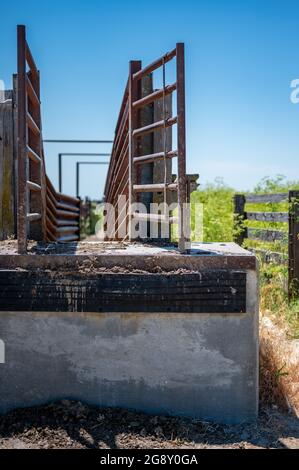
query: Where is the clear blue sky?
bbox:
[1,0,299,198]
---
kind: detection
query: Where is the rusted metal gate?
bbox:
[104,44,189,252]
[17,25,80,253]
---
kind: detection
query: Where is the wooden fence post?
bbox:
[288,190,299,299]
[233,194,247,246]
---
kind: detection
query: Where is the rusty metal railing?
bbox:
[104,44,188,251]
[17,25,80,252]
[45,176,80,242]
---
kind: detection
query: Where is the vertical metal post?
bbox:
[128,61,141,241]
[58,153,62,192]
[78,196,81,241]
[288,190,299,299]
[76,162,80,198]
[17,25,28,254]
[176,43,188,252]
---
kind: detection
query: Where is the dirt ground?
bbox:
[0,401,298,449]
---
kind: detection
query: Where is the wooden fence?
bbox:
[233,191,299,298]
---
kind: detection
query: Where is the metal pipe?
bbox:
[17,25,28,254]
[57,153,110,193]
[76,162,109,198]
[44,139,113,143]
[133,48,176,81]
[176,43,188,252]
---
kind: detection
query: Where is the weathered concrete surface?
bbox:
[0,242,259,423]
[0,268,258,424]
[0,241,257,272]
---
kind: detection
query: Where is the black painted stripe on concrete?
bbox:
[0,270,246,313]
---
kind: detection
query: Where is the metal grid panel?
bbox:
[105,44,189,251]
[17,25,80,252]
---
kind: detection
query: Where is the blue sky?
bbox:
[1,0,299,198]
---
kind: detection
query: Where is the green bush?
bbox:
[191,178,234,242]
[190,175,299,335]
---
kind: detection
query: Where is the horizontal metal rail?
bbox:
[27,146,41,164]
[133,213,179,224]
[133,150,177,165]
[133,183,178,193]
[45,176,80,242]
[133,83,176,109]
[25,40,38,72]
[57,152,110,193]
[133,117,177,138]
[43,139,113,144]
[26,76,40,106]
[26,213,41,222]
[27,112,40,135]
[27,181,41,192]
[133,48,176,81]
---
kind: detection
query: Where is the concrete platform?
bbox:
[0,240,256,271]
[0,242,259,424]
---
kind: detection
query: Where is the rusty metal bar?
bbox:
[109,136,129,191]
[104,86,129,198]
[133,183,178,193]
[44,139,113,143]
[25,41,38,74]
[27,181,41,192]
[26,213,41,222]
[128,60,141,241]
[133,117,177,139]
[58,153,110,193]
[133,48,176,81]
[132,83,176,109]
[133,213,179,224]
[134,150,177,165]
[176,43,188,252]
[56,200,80,212]
[17,25,28,254]
[27,145,42,164]
[26,75,40,106]
[27,111,40,135]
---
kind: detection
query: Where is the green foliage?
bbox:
[191,178,234,242]
[191,175,299,336]
[259,258,299,338]
[253,175,299,193]
[80,201,102,239]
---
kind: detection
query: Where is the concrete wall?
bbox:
[0,270,258,424]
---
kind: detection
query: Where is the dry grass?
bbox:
[258,260,299,416]
[260,314,299,415]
